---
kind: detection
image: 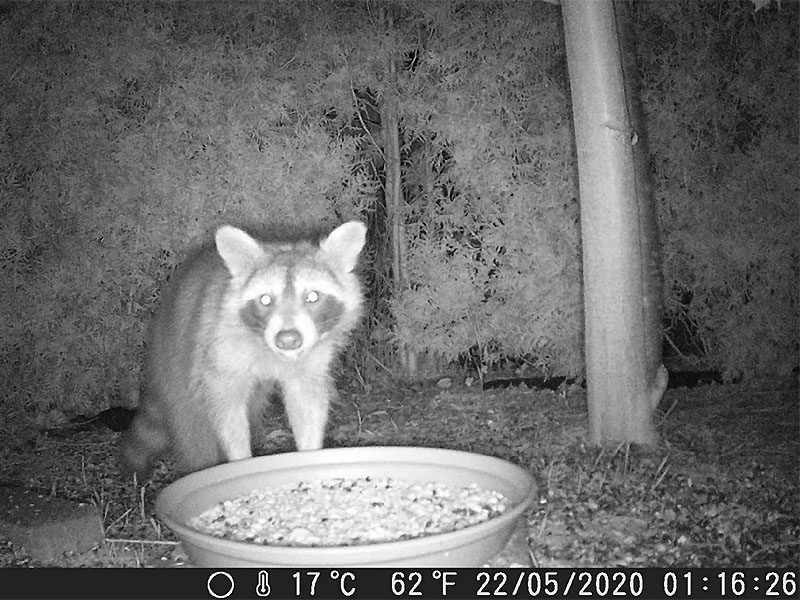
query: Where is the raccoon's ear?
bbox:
[319,221,366,273]
[215,225,265,279]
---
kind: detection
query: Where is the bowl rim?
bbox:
[155,446,536,564]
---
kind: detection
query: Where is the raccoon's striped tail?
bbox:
[119,405,170,480]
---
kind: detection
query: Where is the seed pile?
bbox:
[190,476,509,547]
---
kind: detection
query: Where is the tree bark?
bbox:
[561,0,667,445]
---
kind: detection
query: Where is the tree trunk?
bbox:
[615,0,668,412]
[561,0,667,445]
[380,10,417,378]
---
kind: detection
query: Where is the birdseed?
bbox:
[189,476,509,547]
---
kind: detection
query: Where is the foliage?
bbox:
[0,0,796,416]
[634,0,799,378]
[0,2,375,413]
[383,2,583,374]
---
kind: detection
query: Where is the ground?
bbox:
[0,377,797,568]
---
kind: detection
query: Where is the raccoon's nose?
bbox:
[275,329,303,351]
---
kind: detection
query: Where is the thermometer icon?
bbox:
[256,570,271,596]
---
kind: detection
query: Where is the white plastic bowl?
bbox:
[155,446,535,567]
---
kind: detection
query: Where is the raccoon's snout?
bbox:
[275,328,303,351]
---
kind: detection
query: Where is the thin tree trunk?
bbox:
[561,0,665,445]
[381,9,416,378]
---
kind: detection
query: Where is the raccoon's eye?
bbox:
[305,290,320,303]
[259,294,272,307]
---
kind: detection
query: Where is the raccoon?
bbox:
[120,221,366,479]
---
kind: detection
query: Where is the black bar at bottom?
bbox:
[0,568,796,600]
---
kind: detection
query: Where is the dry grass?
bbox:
[1,379,797,567]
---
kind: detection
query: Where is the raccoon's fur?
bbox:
[119,221,366,479]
